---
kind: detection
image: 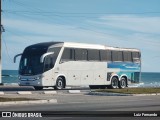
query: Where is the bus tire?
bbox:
[34,86,43,90]
[119,77,127,89]
[110,77,119,89]
[54,77,65,90]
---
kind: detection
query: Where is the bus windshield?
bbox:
[19,47,61,75]
[19,54,44,75]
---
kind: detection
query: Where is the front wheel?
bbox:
[54,77,65,90]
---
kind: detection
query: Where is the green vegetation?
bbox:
[96,88,160,94]
[0,97,38,102]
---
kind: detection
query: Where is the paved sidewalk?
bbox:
[0,99,57,106]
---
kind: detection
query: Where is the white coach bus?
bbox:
[14,42,141,90]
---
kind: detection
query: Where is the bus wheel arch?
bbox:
[54,76,66,90]
[119,76,128,89]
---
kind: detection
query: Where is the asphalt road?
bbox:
[1,94,160,111]
[0,86,160,120]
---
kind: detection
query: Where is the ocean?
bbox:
[2,70,18,85]
[1,70,160,87]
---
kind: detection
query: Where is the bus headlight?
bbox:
[18,76,21,80]
[35,76,42,80]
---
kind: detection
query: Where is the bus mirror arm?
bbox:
[40,52,54,63]
[14,53,22,63]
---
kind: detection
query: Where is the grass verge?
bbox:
[0,97,38,102]
[96,88,160,94]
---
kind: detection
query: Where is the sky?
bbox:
[1,0,160,72]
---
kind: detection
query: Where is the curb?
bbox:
[88,92,131,96]
[0,99,57,105]
[0,90,82,95]
[43,91,57,94]
[0,91,58,95]
[88,92,160,96]
[132,93,160,96]
[17,91,32,95]
[0,92,4,95]
[68,90,81,94]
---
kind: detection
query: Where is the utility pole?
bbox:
[0,24,4,85]
[0,0,4,85]
[0,0,2,85]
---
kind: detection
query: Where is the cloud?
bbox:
[2,16,160,72]
[93,15,160,34]
[3,18,130,46]
[86,15,160,50]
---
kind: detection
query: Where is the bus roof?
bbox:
[27,41,140,52]
[27,42,63,48]
[63,42,140,52]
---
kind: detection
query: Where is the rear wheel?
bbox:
[119,77,127,89]
[34,86,43,90]
[54,77,65,90]
[110,77,119,89]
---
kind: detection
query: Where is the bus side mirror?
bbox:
[40,52,54,63]
[14,53,22,63]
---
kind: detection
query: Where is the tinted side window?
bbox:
[118,51,123,61]
[61,48,74,61]
[106,50,112,61]
[132,52,140,62]
[100,50,111,61]
[128,52,132,61]
[75,49,87,61]
[132,52,140,58]
[61,48,70,60]
[123,51,132,62]
[88,49,100,61]
[100,50,107,61]
[112,51,118,61]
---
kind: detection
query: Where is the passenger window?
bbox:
[132,52,140,62]
[88,49,100,61]
[100,50,107,61]
[61,48,74,61]
[112,51,118,61]
[123,51,132,62]
[106,50,112,61]
[118,51,123,61]
[75,49,87,61]
[100,50,111,61]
